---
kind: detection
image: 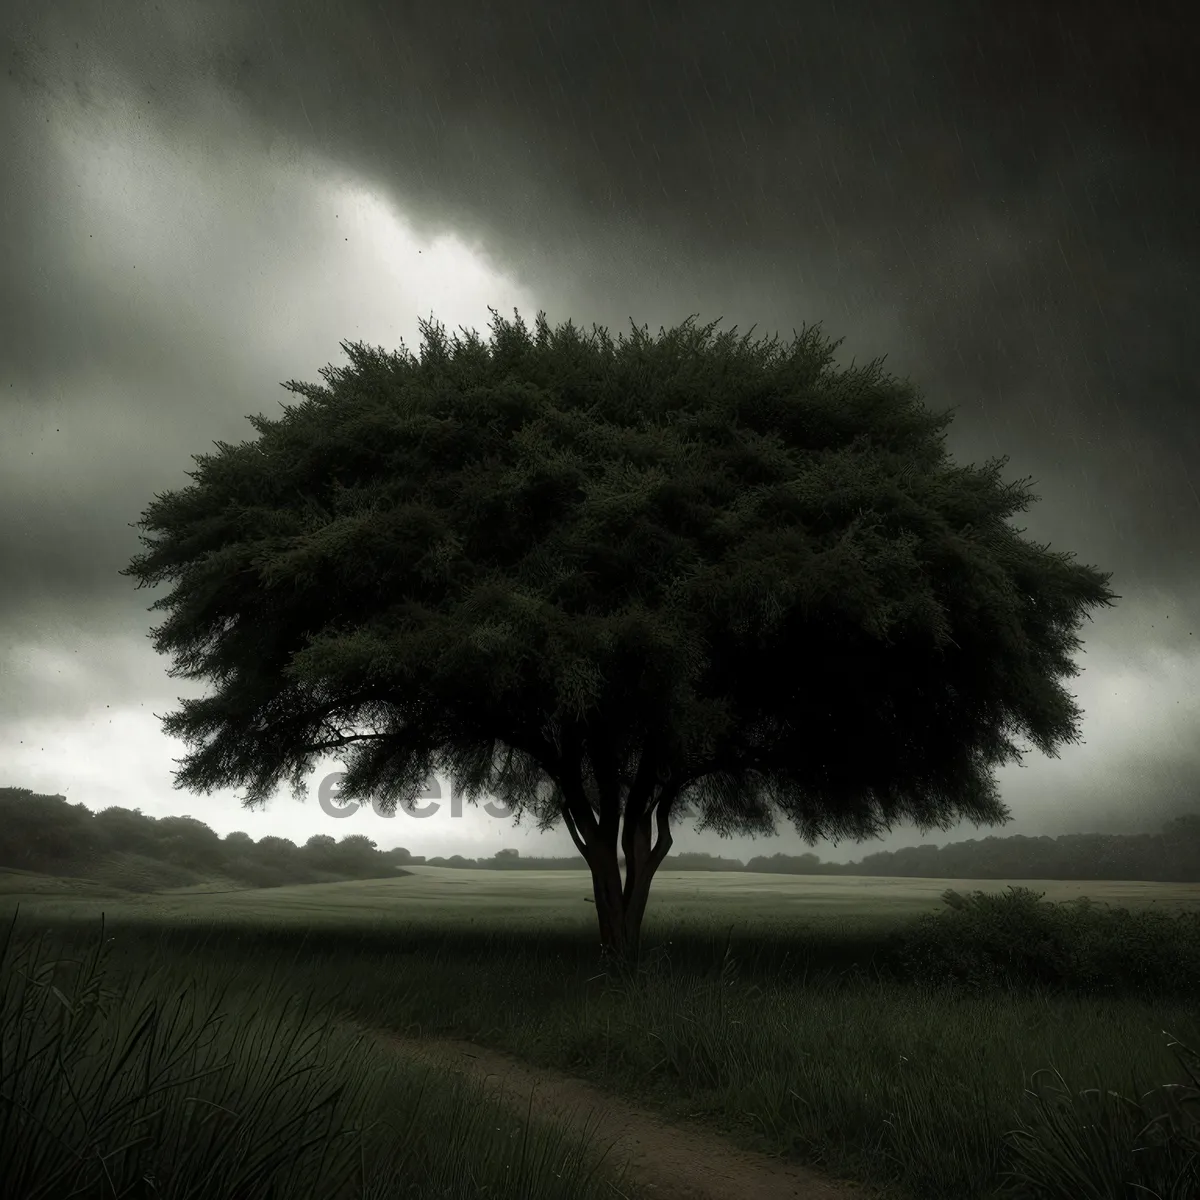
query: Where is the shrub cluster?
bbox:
[890,884,1200,999]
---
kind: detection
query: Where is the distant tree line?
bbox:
[6,786,1199,885]
[431,825,1200,882]
[0,788,419,891]
[422,849,752,871]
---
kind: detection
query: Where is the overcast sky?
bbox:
[2,0,1196,864]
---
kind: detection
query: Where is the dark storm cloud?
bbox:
[6,0,1197,585]
[2,0,1197,842]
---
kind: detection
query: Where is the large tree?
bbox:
[121,309,1117,965]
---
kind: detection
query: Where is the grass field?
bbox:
[11,862,1197,926]
[4,867,1200,1199]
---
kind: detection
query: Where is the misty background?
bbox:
[2,0,1196,864]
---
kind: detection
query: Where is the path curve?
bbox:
[358,1026,879,1200]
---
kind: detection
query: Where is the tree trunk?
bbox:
[585,794,675,971]
[556,733,679,972]
[588,844,635,965]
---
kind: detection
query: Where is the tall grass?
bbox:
[7,884,1200,1199]
[0,909,640,1200]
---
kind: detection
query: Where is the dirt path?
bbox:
[360,1026,879,1200]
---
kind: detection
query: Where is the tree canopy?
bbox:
[121,308,1118,962]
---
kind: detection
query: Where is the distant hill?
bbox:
[0,865,132,899]
[0,787,415,892]
[5,785,1199,886]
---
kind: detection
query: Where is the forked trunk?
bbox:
[562,762,678,971]
[585,811,668,970]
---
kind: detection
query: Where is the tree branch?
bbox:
[558,720,605,849]
[587,715,624,844]
[560,801,589,857]
[649,785,677,868]
[297,730,394,754]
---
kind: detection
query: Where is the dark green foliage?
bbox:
[0,788,101,871]
[890,885,1200,999]
[120,308,1118,960]
[0,789,405,891]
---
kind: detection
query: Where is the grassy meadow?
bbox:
[3,865,1200,1199]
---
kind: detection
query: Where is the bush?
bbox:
[890,885,1200,999]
